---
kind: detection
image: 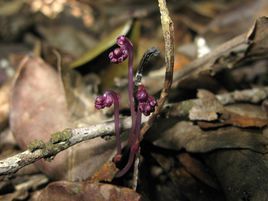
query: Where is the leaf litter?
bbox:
[0,0,268,200]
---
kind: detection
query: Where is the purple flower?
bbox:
[95,96,106,109]
[136,85,148,102]
[94,91,122,162]
[138,102,151,116]
[135,85,157,116]
[108,47,128,63]
[148,95,157,107]
[95,92,114,109]
[99,36,159,177]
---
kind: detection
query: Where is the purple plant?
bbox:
[116,85,157,177]
[95,91,122,162]
[96,35,157,177]
[116,109,142,177]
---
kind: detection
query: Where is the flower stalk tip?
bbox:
[95,36,158,177]
[95,91,121,162]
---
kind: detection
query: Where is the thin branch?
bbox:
[140,0,174,138]
[0,117,134,176]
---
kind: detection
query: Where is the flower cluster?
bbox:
[95,35,157,177]
[108,35,131,64]
[95,91,121,162]
[95,92,114,109]
[108,48,128,63]
[136,85,157,116]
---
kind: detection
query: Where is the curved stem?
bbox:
[126,43,136,124]
[116,146,136,178]
[116,110,142,177]
[106,91,121,158]
[134,110,142,143]
[124,39,137,156]
[128,109,142,146]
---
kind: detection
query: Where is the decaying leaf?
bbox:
[37,181,141,201]
[10,56,71,179]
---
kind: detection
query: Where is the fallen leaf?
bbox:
[10,56,71,179]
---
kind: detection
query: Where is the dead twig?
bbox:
[140,0,174,138]
[0,117,135,176]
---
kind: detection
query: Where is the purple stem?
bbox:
[115,35,136,149]
[124,39,136,125]
[116,36,135,124]
[116,147,136,178]
[116,110,142,177]
[118,36,137,154]
[105,91,121,159]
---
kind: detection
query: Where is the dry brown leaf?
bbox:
[10,56,71,179]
